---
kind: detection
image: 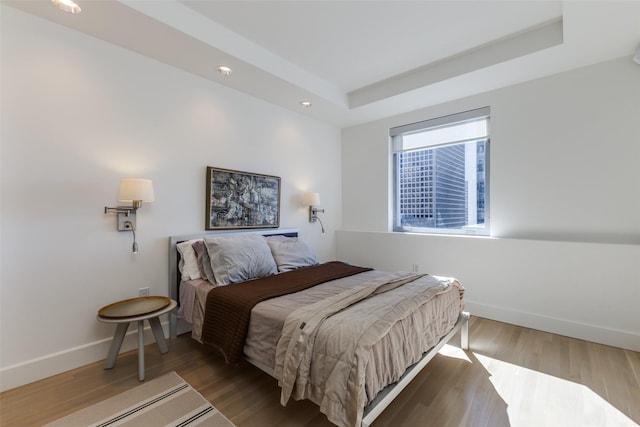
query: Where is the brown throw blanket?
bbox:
[201,262,372,363]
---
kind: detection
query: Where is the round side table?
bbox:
[97,296,177,381]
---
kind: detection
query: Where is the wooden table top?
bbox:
[98,296,172,319]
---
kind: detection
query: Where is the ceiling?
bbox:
[5,0,640,127]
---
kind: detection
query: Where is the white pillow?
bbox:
[204,235,277,285]
[266,236,318,272]
[176,239,202,281]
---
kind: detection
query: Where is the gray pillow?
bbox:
[192,240,216,284]
[204,235,277,285]
[266,236,318,272]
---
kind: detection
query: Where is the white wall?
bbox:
[340,57,640,351]
[0,6,340,390]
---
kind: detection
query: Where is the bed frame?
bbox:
[167,228,469,427]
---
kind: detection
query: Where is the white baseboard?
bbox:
[465,300,640,352]
[0,322,170,392]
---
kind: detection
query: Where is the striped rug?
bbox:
[44,371,235,426]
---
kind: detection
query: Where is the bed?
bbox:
[168,229,469,427]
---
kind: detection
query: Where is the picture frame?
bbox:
[205,167,281,230]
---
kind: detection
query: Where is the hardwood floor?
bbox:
[1,316,638,427]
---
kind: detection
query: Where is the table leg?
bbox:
[104,322,129,370]
[137,320,145,381]
[148,316,168,354]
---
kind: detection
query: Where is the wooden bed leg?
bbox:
[461,312,470,350]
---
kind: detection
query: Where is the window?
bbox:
[391,107,490,235]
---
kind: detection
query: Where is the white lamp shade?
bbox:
[303,192,320,206]
[119,178,154,202]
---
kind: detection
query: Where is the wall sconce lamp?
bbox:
[303,192,325,234]
[104,178,154,232]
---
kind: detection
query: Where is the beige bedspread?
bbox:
[183,270,463,427]
[273,272,462,427]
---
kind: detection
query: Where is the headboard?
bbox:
[168,228,299,338]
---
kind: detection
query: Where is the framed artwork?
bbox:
[205,167,281,230]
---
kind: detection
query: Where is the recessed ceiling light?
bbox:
[51,0,81,14]
[299,101,312,108]
[217,66,232,76]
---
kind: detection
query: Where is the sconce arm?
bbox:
[314,216,325,234]
[104,206,138,231]
[104,206,136,215]
[309,206,325,222]
[309,206,326,234]
[123,220,139,253]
